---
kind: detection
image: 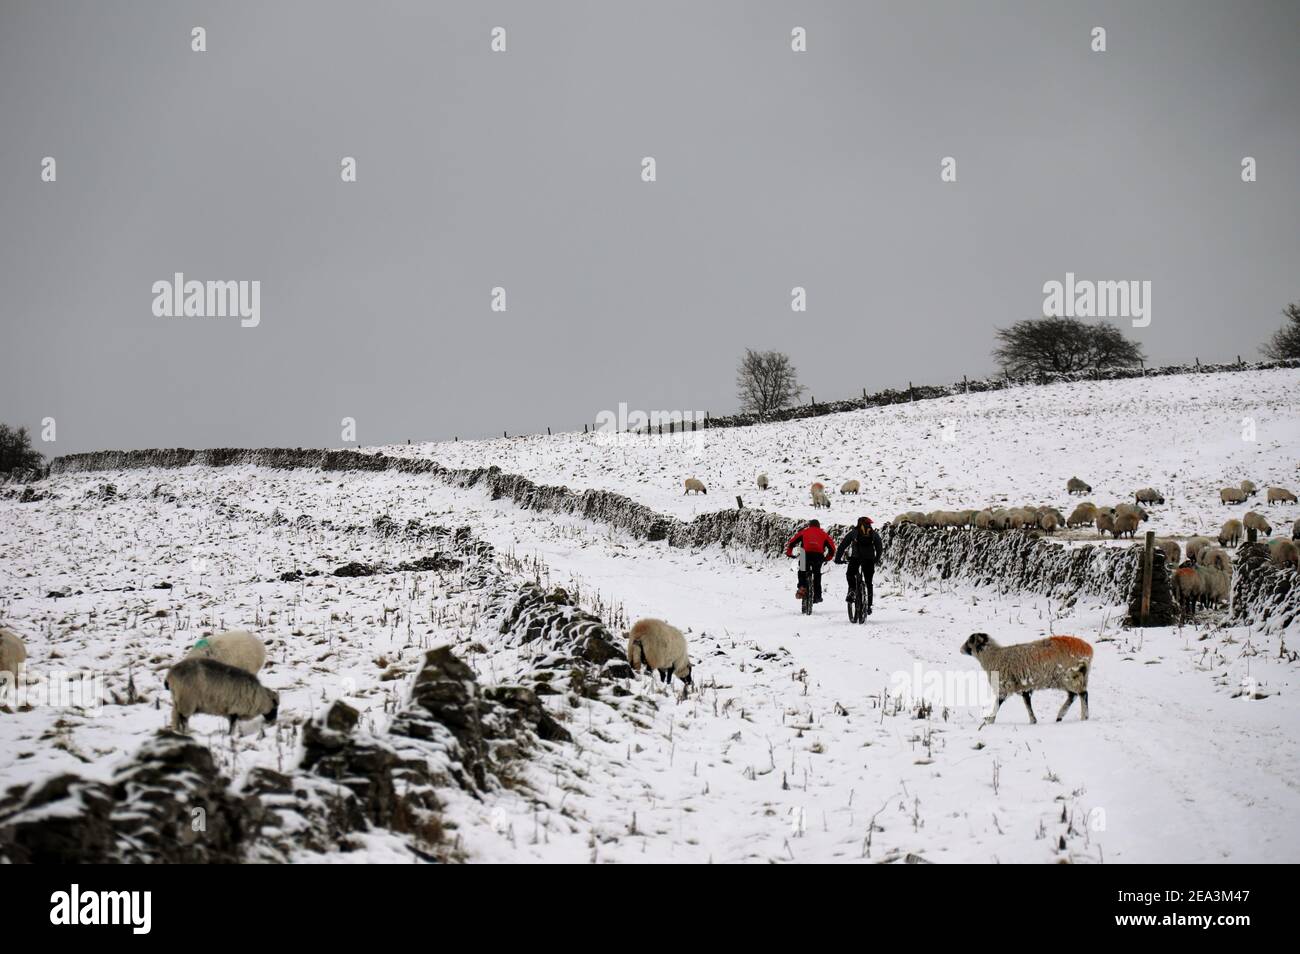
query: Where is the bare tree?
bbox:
[736,349,804,419]
[1261,302,1300,360]
[993,318,1145,376]
[0,423,44,473]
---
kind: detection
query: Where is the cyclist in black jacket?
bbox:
[834,516,883,614]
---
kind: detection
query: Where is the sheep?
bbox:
[1218,519,1243,548]
[1,626,27,701]
[1185,536,1213,562]
[1197,546,1232,574]
[1134,487,1164,505]
[1115,502,1148,522]
[1066,502,1096,528]
[959,633,1092,724]
[989,509,1011,531]
[839,479,860,495]
[1293,517,1300,541]
[1243,511,1272,537]
[1095,510,1116,538]
[1113,511,1141,539]
[1038,511,1059,533]
[684,478,707,495]
[1267,487,1298,506]
[185,630,266,674]
[1240,480,1257,497]
[1220,487,1247,505]
[165,657,279,733]
[756,473,769,490]
[1172,567,1204,616]
[811,486,831,509]
[1197,566,1230,609]
[1269,538,1299,570]
[626,618,692,691]
[1155,538,1181,566]
[1067,477,1091,496]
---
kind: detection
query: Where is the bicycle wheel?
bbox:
[846,583,858,622]
[854,580,867,623]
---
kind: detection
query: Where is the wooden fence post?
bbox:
[1247,527,1257,544]
[736,495,744,510]
[1140,531,1155,625]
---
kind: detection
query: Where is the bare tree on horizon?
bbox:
[736,349,805,419]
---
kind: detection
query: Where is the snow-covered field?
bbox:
[2,369,1299,863]
[379,368,1300,543]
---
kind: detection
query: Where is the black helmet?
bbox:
[809,519,821,528]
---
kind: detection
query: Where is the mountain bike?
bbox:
[798,550,813,615]
[847,569,867,624]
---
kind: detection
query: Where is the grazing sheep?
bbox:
[959,633,1092,724]
[1135,488,1165,505]
[1243,511,1273,537]
[840,479,860,495]
[1185,536,1213,562]
[186,630,266,674]
[811,486,831,509]
[1219,519,1243,548]
[1293,517,1300,541]
[989,509,1011,531]
[1,626,27,699]
[1198,547,1233,574]
[973,509,993,530]
[684,478,707,495]
[1038,512,1059,533]
[1155,538,1181,566]
[1115,502,1148,522]
[1067,477,1091,496]
[1096,511,1116,538]
[1267,487,1298,506]
[1114,511,1141,539]
[1240,480,1257,497]
[1269,538,1299,570]
[165,657,279,733]
[756,473,769,490]
[626,618,693,691]
[1066,502,1096,528]
[1198,566,1230,609]
[1220,487,1247,505]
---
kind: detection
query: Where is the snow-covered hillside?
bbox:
[380,368,1300,542]
[2,369,1299,863]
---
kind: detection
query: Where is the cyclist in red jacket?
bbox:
[785,519,836,603]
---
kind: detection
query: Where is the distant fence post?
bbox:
[1140,531,1155,625]
[736,495,744,510]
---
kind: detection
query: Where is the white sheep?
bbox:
[1243,511,1272,537]
[1113,511,1141,539]
[1220,487,1247,505]
[1155,538,1180,566]
[626,618,693,691]
[840,479,860,495]
[1185,536,1213,562]
[1240,479,1257,497]
[1066,502,1096,528]
[960,633,1093,724]
[185,630,266,674]
[756,473,769,490]
[1197,546,1232,574]
[165,657,279,733]
[1067,477,1091,496]
[1269,538,1299,570]
[1095,511,1116,538]
[1134,487,1164,505]
[1219,519,1243,548]
[1,626,28,701]
[1115,502,1148,521]
[811,486,831,509]
[684,478,707,495]
[1267,487,1297,506]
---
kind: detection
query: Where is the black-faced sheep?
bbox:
[1155,538,1181,566]
[1096,511,1116,538]
[960,633,1092,724]
[1135,488,1165,505]
[1038,512,1060,533]
[1,626,27,699]
[756,473,769,490]
[1066,502,1096,528]
[165,657,279,733]
[186,630,266,674]
[1219,519,1243,548]
[684,478,707,495]
[626,618,692,691]
[1115,502,1148,522]
[1267,487,1298,506]
[1244,511,1272,537]
[1220,487,1247,505]
[840,479,860,495]
[1067,477,1091,496]
[1240,480,1257,497]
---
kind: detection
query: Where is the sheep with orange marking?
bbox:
[811,483,830,509]
[960,633,1092,724]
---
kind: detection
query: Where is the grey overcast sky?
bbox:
[1,0,1297,457]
